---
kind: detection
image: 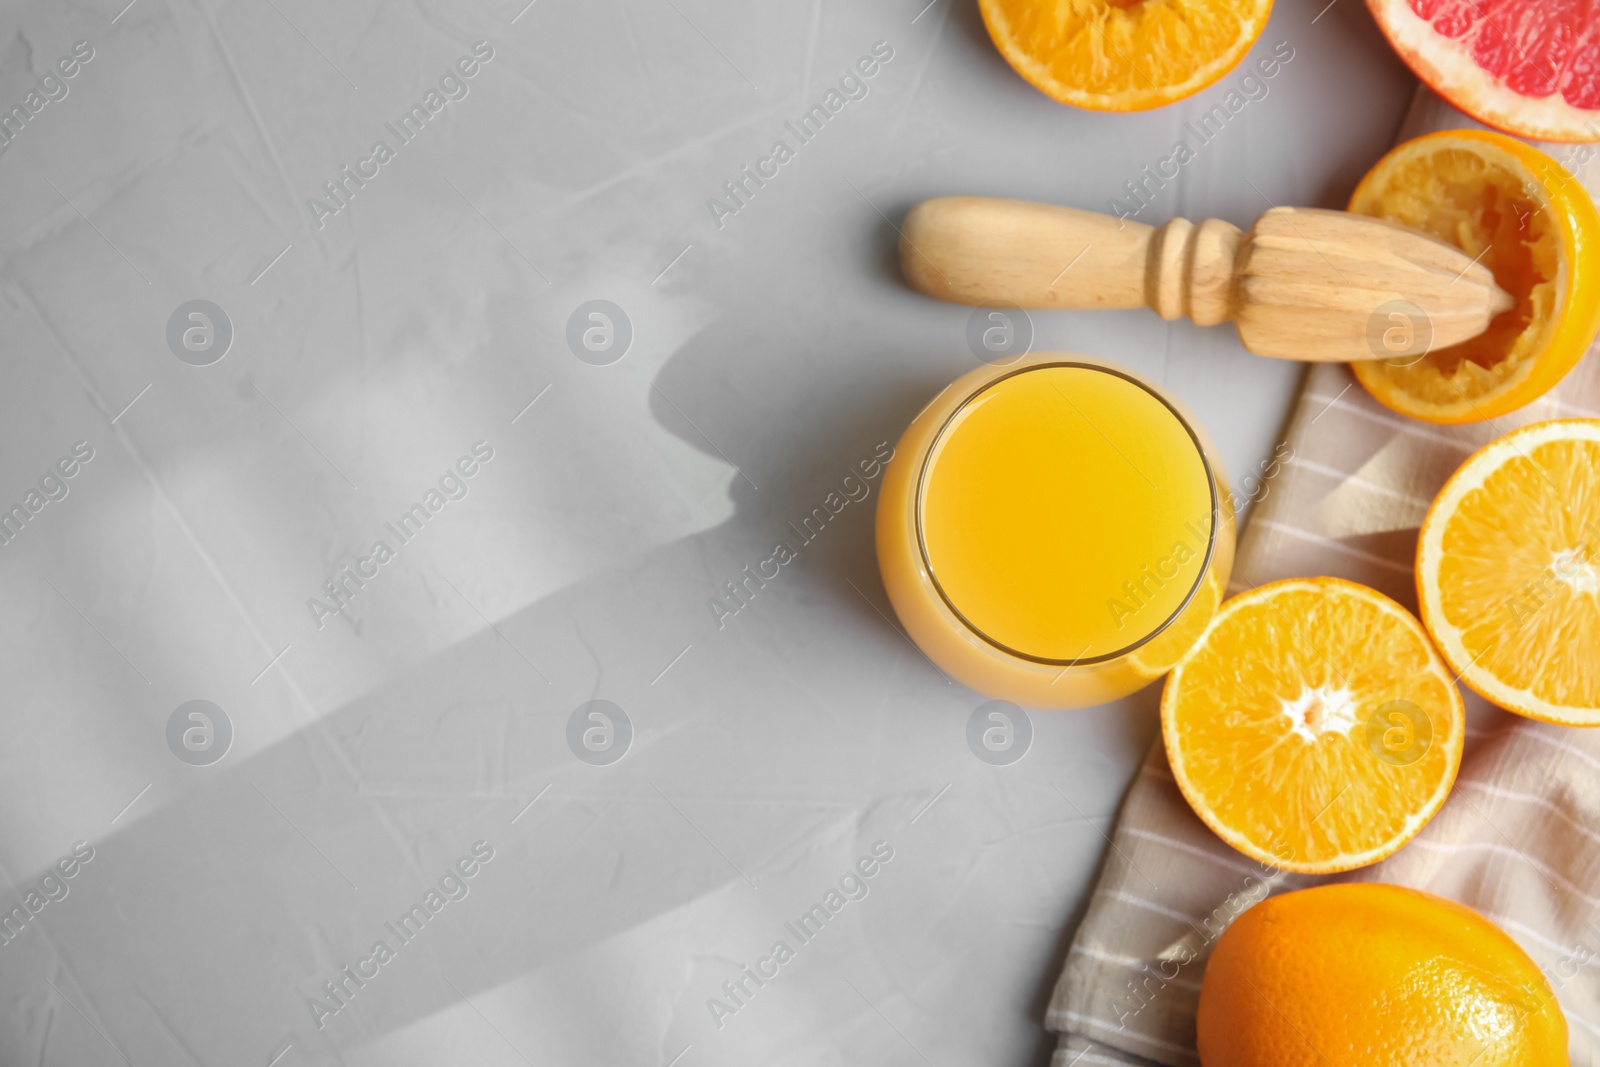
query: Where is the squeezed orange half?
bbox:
[1349,129,1600,423]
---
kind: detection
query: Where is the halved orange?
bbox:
[1162,578,1465,874]
[1419,419,1600,726]
[1128,564,1223,680]
[1348,129,1600,424]
[977,0,1274,112]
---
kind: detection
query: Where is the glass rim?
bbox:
[913,359,1222,668]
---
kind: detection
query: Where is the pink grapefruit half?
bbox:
[1369,0,1600,142]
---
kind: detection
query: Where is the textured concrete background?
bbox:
[0,1,1414,1064]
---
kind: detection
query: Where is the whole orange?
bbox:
[1197,884,1568,1067]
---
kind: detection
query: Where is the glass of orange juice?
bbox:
[876,352,1235,709]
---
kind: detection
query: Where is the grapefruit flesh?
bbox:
[1371,0,1600,141]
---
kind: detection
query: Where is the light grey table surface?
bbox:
[0,1,1415,1064]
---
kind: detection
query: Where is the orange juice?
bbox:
[877,353,1234,708]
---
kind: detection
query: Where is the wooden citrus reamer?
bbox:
[900,196,1515,362]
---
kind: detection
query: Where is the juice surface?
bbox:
[917,363,1215,662]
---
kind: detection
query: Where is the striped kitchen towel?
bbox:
[1047,87,1600,1066]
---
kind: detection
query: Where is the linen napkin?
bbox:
[1047,86,1600,1066]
